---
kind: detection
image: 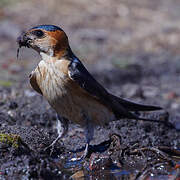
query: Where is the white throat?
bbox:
[40,52,53,62]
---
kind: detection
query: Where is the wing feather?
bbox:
[68,60,162,119]
[29,72,43,95]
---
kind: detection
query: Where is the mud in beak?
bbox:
[17,32,31,48]
[16,32,31,59]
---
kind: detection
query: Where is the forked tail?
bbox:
[107,94,174,128]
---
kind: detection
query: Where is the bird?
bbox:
[17,24,168,159]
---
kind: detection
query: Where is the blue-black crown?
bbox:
[31,25,63,32]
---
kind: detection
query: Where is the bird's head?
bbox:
[17,25,70,59]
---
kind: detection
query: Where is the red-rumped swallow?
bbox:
[17,25,170,159]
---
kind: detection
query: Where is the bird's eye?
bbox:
[32,30,44,38]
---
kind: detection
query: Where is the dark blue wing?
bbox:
[68,60,162,119]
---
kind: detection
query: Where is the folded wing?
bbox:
[68,60,162,120]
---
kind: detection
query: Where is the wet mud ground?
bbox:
[0,55,180,179]
[0,0,180,179]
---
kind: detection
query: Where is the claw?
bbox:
[70,143,89,161]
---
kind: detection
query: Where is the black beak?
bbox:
[17,32,31,48]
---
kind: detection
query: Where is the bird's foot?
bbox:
[70,143,89,161]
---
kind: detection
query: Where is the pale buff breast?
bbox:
[31,59,115,127]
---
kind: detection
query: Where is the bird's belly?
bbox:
[44,82,115,127]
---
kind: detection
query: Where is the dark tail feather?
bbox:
[106,94,173,128]
[130,116,174,128]
[109,94,162,111]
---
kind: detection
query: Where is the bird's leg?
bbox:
[44,114,68,153]
[80,114,94,160]
[71,113,94,161]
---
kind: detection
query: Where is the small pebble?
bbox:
[9,101,18,109]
